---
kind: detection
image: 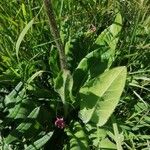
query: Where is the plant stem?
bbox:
[43,0,68,71]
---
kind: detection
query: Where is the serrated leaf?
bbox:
[66,122,89,150]
[16,19,34,61]
[5,107,40,144]
[25,132,53,150]
[79,67,127,126]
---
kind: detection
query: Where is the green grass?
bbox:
[0,0,150,149]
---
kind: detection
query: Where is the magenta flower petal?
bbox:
[55,117,65,129]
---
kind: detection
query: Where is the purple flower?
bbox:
[55,117,65,129]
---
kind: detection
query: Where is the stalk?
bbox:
[43,0,68,71]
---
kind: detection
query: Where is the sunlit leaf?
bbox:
[95,12,122,67]
[16,19,34,61]
[79,67,127,126]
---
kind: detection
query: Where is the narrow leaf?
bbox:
[25,132,53,150]
[4,82,23,106]
[16,19,34,61]
[27,70,44,84]
[5,107,40,144]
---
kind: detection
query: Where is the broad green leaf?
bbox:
[25,132,53,150]
[72,13,123,93]
[16,19,34,61]
[73,48,108,95]
[3,85,34,123]
[54,71,73,116]
[5,107,40,144]
[16,107,40,131]
[66,122,89,150]
[95,12,122,67]
[95,12,122,51]
[79,67,127,126]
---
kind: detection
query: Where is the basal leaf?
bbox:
[5,107,40,144]
[6,89,29,119]
[79,67,127,126]
[66,122,89,150]
[25,132,53,150]
[4,82,23,106]
[54,71,73,115]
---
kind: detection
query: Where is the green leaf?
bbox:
[72,13,122,93]
[95,12,122,51]
[25,132,53,150]
[99,138,117,149]
[95,12,122,67]
[5,107,40,144]
[16,19,34,61]
[86,123,117,149]
[49,45,59,77]
[6,89,28,119]
[79,66,127,126]
[27,70,44,84]
[54,71,73,116]
[66,122,89,150]
[4,82,23,106]
[73,48,108,95]
[113,123,124,150]
[3,84,34,123]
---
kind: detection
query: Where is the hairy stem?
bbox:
[43,0,68,71]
